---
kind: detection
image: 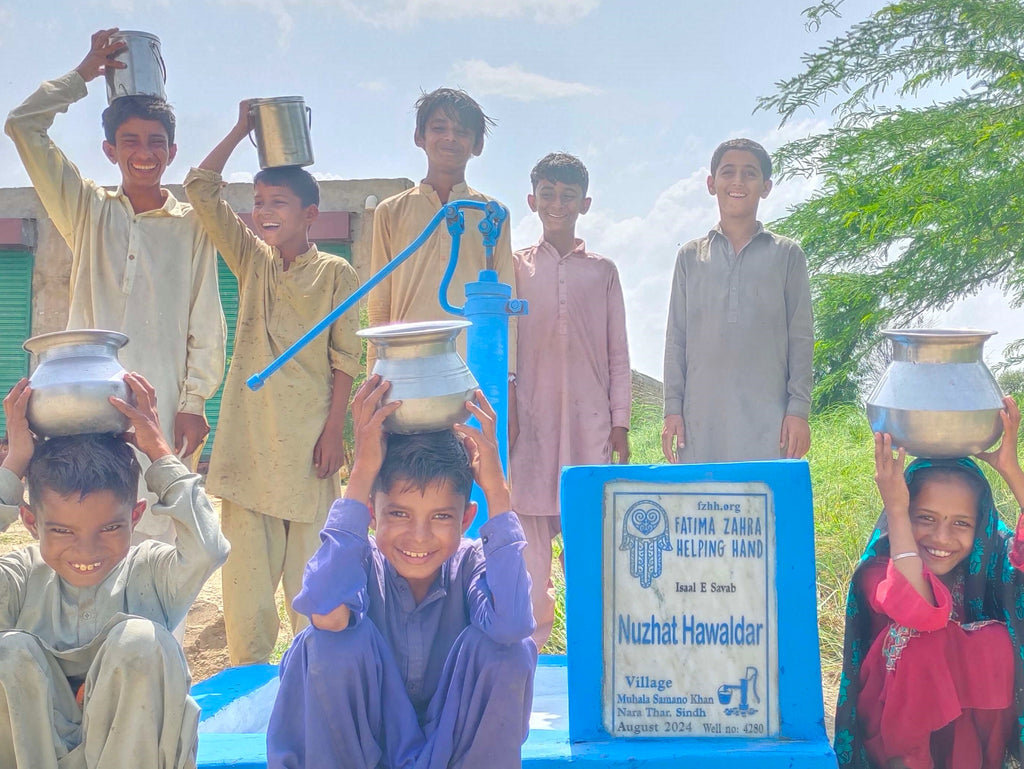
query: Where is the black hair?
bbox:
[372,431,473,501]
[253,166,321,208]
[530,152,589,196]
[710,138,772,181]
[907,463,986,509]
[26,433,140,510]
[101,95,176,145]
[415,88,495,146]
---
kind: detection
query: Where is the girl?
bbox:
[834,397,1024,769]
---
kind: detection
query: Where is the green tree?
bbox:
[759,0,1024,407]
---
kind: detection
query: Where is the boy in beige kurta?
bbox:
[368,88,517,374]
[0,374,230,769]
[184,100,361,665]
[3,30,226,542]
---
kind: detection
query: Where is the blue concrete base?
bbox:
[193,657,836,768]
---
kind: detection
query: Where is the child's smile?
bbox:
[371,480,475,603]
[909,475,978,580]
[22,488,145,588]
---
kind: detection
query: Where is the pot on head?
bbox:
[24,330,131,437]
[249,97,314,169]
[105,31,166,104]
[865,328,1004,458]
[358,321,478,434]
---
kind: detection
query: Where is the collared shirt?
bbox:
[4,71,226,428]
[367,182,517,371]
[184,168,362,522]
[0,457,229,670]
[292,498,534,716]
[663,223,813,463]
[511,238,631,517]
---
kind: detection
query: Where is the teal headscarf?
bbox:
[833,457,1024,767]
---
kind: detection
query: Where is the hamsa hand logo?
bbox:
[620,499,672,588]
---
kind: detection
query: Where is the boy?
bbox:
[512,153,631,649]
[661,138,813,464]
[267,378,536,769]
[367,88,517,374]
[4,28,226,544]
[184,100,361,665]
[0,374,230,768]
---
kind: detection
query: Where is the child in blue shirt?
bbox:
[267,377,536,769]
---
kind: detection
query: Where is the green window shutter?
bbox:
[202,256,239,461]
[0,252,33,437]
[318,242,352,262]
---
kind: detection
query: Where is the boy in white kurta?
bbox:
[184,101,361,665]
[0,374,230,769]
[3,30,226,540]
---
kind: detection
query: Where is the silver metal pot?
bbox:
[24,330,131,437]
[866,328,1004,458]
[249,97,314,169]
[105,31,166,104]
[358,321,478,434]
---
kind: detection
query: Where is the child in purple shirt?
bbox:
[267,376,537,769]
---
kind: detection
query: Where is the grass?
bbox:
[540,400,1024,723]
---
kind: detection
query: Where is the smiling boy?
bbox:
[367,88,517,375]
[266,377,536,769]
[661,138,813,464]
[512,153,631,650]
[184,100,361,665]
[0,374,229,768]
[4,29,226,546]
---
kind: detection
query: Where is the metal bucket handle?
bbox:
[150,39,167,84]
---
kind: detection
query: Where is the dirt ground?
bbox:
[0,495,290,683]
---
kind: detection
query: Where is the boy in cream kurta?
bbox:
[368,88,517,375]
[0,375,230,769]
[185,100,361,665]
[3,30,226,541]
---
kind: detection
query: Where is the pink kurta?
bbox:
[510,239,631,517]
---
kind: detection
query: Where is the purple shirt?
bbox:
[293,499,534,715]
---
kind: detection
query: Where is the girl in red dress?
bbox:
[834,397,1024,769]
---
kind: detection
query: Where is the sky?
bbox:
[0,0,1019,379]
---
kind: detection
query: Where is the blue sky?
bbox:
[1,0,1016,377]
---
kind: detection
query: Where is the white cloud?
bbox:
[227,171,254,183]
[449,60,599,102]
[358,80,391,93]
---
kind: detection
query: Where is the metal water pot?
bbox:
[866,328,1004,458]
[105,31,166,104]
[24,330,131,437]
[249,97,314,169]
[358,321,478,434]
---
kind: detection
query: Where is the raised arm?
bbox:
[4,30,123,246]
[111,374,229,625]
[183,102,263,277]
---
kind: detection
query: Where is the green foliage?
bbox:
[759,0,1024,407]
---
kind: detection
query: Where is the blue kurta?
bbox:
[267,499,537,768]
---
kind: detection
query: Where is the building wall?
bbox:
[0,177,413,338]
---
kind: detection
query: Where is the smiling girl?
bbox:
[834,397,1024,769]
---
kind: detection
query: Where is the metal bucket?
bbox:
[866,328,1005,458]
[249,97,314,169]
[105,31,166,104]
[358,321,478,434]
[24,329,131,437]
